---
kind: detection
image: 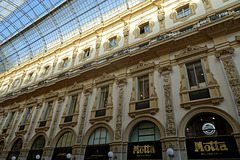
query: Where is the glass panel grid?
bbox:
[0,0,145,73]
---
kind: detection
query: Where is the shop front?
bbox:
[127,121,162,160]
[84,127,111,160]
[185,113,240,159]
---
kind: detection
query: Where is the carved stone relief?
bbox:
[114,78,126,140]
[221,58,240,115]
[201,0,213,13]
[123,22,130,45]
[47,93,65,146]
[160,67,176,136]
[77,90,90,143]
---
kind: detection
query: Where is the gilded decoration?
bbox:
[176,45,223,109]
[170,1,197,23]
[103,34,121,52]
[221,58,240,115]
[133,19,155,39]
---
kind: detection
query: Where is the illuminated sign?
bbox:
[127,141,162,160]
[186,136,240,159]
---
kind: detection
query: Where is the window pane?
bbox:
[138,75,149,100]
[130,121,160,142]
[22,107,32,124]
[5,112,15,128]
[56,132,73,147]
[68,95,78,115]
[88,127,111,145]
[186,63,197,88]
[186,60,206,88]
[42,101,53,120]
[31,136,45,149]
[99,86,109,108]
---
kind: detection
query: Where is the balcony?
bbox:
[89,107,113,124]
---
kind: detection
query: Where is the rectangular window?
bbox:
[42,101,53,120]
[99,86,109,108]
[67,94,78,115]
[137,75,149,100]
[177,4,191,19]
[28,73,33,81]
[139,23,150,34]
[109,37,116,48]
[13,79,19,88]
[185,60,206,89]
[62,58,68,67]
[5,112,15,128]
[84,48,90,58]
[44,66,49,75]
[22,107,32,125]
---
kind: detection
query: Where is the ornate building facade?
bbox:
[0,0,240,160]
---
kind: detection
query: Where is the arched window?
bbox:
[52,131,73,160]
[0,141,4,151]
[129,121,161,142]
[87,127,111,145]
[185,113,233,137]
[6,139,22,160]
[85,127,111,160]
[27,136,45,160]
[185,113,239,159]
[56,131,73,147]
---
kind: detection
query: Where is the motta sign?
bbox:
[127,141,162,160]
[186,136,240,159]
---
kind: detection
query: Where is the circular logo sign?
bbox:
[202,123,215,135]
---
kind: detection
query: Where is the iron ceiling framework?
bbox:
[0,0,144,74]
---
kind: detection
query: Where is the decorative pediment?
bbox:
[215,47,234,58]
[95,73,115,85]
[67,82,84,93]
[175,45,208,63]
[26,97,37,105]
[44,90,58,101]
[9,102,20,110]
[130,61,155,76]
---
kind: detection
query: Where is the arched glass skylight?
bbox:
[0,0,145,74]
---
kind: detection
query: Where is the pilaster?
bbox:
[159,65,176,136]
[215,48,240,115]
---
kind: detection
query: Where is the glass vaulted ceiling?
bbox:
[0,0,144,74]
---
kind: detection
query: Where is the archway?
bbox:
[185,112,240,159]
[26,135,45,160]
[84,127,111,160]
[127,121,162,160]
[51,131,74,160]
[6,139,22,160]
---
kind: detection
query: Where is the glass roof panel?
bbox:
[0,0,145,74]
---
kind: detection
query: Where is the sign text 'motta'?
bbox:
[195,141,228,152]
[133,145,156,154]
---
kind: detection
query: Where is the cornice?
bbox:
[0,5,240,103]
